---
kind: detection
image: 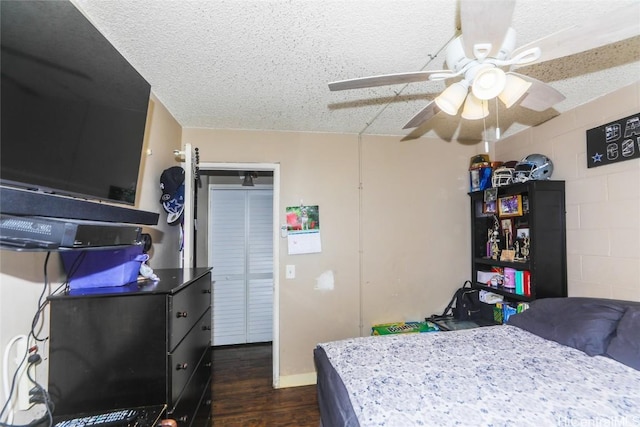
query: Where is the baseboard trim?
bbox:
[277,372,317,388]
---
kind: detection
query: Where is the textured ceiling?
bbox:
[72,0,640,142]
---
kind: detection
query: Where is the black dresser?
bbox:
[47,268,212,426]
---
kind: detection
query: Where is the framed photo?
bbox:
[498,194,523,217]
[483,200,497,214]
[501,218,513,249]
[501,218,513,234]
[515,228,531,260]
[516,228,530,240]
[484,187,498,202]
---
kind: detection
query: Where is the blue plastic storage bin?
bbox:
[61,245,148,289]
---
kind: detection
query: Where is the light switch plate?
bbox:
[286,265,295,279]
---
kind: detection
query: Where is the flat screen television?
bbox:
[1,0,157,225]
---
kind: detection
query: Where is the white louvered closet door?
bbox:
[209,187,273,346]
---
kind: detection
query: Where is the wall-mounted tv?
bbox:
[1,0,156,224]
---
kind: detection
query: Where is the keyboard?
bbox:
[52,405,165,427]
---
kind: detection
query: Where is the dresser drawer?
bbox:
[191,376,212,427]
[169,273,211,350]
[170,355,212,427]
[169,309,211,402]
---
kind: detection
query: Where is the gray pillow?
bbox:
[507,297,627,356]
[606,307,640,370]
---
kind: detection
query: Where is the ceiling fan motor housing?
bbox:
[446,36,473,73]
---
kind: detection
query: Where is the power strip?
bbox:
[15,339,31,411]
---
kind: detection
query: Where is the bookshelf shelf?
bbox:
[469,180,567,313]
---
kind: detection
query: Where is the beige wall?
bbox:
[139,94,185,268]
[183,128,476,381]
[0,94,182,421]
[494,81,640,301]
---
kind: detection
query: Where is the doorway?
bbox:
[195,162,281,387]
[208,183,273,345]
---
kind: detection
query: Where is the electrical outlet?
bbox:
[286,265,295,279]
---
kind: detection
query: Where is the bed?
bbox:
[314,297,640,427]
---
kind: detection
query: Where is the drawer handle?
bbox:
[204,361,212,368]
[202,288,211,294]
[176,362,188,370]
[204,399,212,406]
[176,311,188,318]
[201,325,211,331]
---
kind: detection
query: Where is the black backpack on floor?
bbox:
[439,280,482,321]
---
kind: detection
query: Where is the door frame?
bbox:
[197,162,281,388]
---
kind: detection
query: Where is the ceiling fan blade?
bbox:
[460,0,515,59]
[511,73,566,112]
[511,2,640,67]
[403,101,440,129]
[328,70,451,91]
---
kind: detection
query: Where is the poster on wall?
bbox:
[286,205,321,255]
[586,112,640,168]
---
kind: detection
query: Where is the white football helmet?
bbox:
[491,161,518,187]
[492,167,514,187]
[514,154,553,182]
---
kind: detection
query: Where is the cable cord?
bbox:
[1,252,57,427]
[1,336,28,424]
[0,354,53,427]
[0,368,53,427]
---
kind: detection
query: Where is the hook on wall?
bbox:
[173,150,185,161]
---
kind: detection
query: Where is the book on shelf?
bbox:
[476,267,531,297]
[523,270,531,297]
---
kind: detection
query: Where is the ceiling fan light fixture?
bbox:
[472,67,506,100]
[461,93,488,120]
[498,73,533,108]
[435,81,469,115]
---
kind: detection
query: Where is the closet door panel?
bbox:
[247,190,273,343]
[211,190,247,345]
[210,188,273,345]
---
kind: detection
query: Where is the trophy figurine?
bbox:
[521,236,530,260]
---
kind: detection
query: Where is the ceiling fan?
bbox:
[328,0,640,131]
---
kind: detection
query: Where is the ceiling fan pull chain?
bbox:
[483,113,489,153]
[495,98,501,140]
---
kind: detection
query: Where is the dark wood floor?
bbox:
[212,343,320,426]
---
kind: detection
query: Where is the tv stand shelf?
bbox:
[473,257,531,270]
[473,282,533,302]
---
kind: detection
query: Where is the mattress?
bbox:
[315,325,640,427]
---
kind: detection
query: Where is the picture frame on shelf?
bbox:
[501,218,513,235]
[516,228,530,240]
[515,228,531,260]
[498,194,523,217]
[501,218,514,249]
[484,187,498,202]
[483,200,497,214]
